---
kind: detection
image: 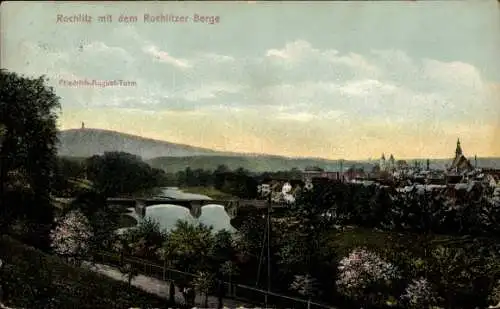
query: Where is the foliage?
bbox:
[490,280,500,306]
[427,245,498,308]
[400,277,439,309]
[88,209,119,251]
[0,236,166,309]
[118,218,167,260]
[210,229,237,266]
[50,210,93,264]
[52,157,86,197]
[85,151,167,197]
[277,182,336,278]
[230,207,267,267]
[220,260,239,279]
[148,155,347,173]
[1,70,60,248]
[290,274,319,298]
[162,220,214,273]
[119,263,139,288]
[336,248,399,306]
[193,271,215,307]
[181,186,235,199]
[64,188,107,218]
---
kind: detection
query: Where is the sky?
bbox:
[2,1,500,160]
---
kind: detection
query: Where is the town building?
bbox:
[302,166,342,182]
[448,138,474,173]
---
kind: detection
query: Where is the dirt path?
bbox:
[83,262,255,308]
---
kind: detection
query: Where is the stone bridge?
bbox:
[53,197,288,219]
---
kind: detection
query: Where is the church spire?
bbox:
[455,138,462,157]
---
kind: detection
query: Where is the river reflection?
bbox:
[119,187,236,233]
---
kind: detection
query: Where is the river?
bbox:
[120,187,236,233]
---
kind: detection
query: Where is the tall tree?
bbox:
[162,220,214,273]
[0,70,61,248]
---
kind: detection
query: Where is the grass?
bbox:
[0,235,168,309]
[180,186,236,199]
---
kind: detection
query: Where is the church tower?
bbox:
[380,153,386,171]
[389,154,395,171]
[455,138,462,157]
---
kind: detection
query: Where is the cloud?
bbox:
[81,41,133,61]
[422,59,484,90]
[180,82,246,102]
[265,40,380,76]
[198,53,236,63]
[142,45,192,69]
[339,79,397,96]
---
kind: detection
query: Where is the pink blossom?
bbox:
[336,248,398,297]
[50,210,93,259]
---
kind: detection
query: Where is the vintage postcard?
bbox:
[1,1,500,309]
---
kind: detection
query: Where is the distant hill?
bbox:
[57,128,500,173]
[57,128,224,159]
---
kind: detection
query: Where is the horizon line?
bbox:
[60,126,493,162]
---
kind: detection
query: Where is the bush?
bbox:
[336,248,399,306]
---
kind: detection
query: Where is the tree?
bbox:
[220,260,239,295]
[1,70,61,248]
[400,277,439,309]
[193,271,215,308]
[211,230,237,266]
[489,280,500,308]
[336,248,399,307]
[50,210,94,265]
[52,157,86,197]
[120,263,139,288]
[290,274,319,309]
[85,152,166,197]
[121,218,166,260]
[88,209,118,251]
[66,189,108,219]
[162,220,214,273]
[428,245,497,309]
[280,181,337,276]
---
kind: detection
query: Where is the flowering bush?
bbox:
[401,277,438,308]
[50,210,93,264]
[336,248,398,305]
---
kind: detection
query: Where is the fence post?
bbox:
[163,260,166,281]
